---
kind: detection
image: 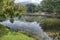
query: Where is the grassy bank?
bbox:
[0,24,35,40]
[41,18,60,31]
[40,18,60,40]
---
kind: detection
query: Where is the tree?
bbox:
[26,3,38,13]
[41,0,60,14]
[0,0,26,23]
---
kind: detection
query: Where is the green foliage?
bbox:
[0,24,10,37]
[0,0,26,20]
[0,24,35,40]
[26,3,39,13]
[41,18,60,30]
[41,0,60,14]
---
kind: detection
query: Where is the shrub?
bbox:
[41,18,60,31]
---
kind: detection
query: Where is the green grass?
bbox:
[0,32,35,40]
[41,18,60,31]
[0,24,35,40]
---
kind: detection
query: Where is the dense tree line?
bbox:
[26,3,40,13]
[26,0,60,15]
[41,0,60,14]
[0,0,60,20]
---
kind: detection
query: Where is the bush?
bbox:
[41,18,60,31]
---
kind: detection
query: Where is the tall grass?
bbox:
[41,18,60,31]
